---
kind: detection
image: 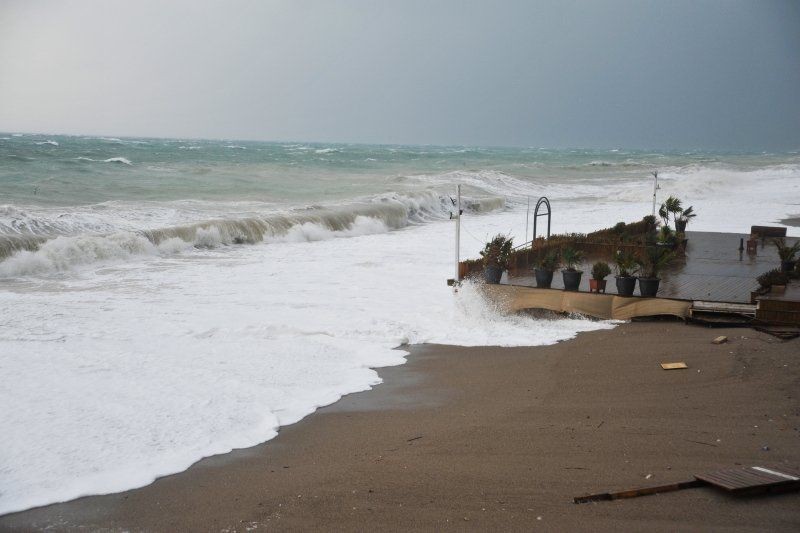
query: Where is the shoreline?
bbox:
[2,322,799,531]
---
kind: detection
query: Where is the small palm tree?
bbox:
[561,247,585,272]
[676,205,696,232]
[614,250,639,277]
[637,246,674,279]
[773,238,800,262]
[534,251,559,271]
[658,196,683,228]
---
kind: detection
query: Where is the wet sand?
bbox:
[2,322,799,532]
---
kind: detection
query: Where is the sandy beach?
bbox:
[2,321,798,532]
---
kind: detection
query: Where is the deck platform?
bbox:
[507,231,793,304]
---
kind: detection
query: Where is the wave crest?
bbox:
[0,191,505,276]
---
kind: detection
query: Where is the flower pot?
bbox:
[781,260,796,273]
[562,269,582,291]
[589,279,607,293]
[484,265,503,284]
[638,277,661,297]
[615,276,636,297]
[534,268,554,288]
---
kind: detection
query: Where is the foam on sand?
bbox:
[0,207,615,515]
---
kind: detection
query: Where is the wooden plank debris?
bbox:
[574,480,704,503]
[692,301,757,316]
[695,466,800,494]
[574,466,800,504]
[661,362,688,370]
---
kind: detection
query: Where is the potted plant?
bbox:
[560,247,585,291]
[590,261,611,293]
[636,246,674,297]
[614,250,639,296]
[773,238,800,272]
[675,205,696,233]
[533,251,559,288]
[480,234,513,284]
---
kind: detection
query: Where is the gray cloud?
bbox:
[1,0,798,150]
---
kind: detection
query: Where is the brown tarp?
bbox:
[481,284,691,320]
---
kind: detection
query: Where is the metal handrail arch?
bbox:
[532,196,551,244]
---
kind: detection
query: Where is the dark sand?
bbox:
[2,323,799,532]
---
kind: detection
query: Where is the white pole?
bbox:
[455,185,461,281]
[651,170,659,218]
[525,196,530,245]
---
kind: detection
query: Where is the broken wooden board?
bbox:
[661,362,688,370]
[574,480,704,503]
[574,465,800,504]
[695,466,800,494]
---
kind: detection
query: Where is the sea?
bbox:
[1,133,798,514]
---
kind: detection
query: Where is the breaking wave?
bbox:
[0,191,505,276]
[75,156,133,165]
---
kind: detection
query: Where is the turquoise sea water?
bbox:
[2,133,797,206]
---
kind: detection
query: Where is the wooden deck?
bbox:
[507,231,796,304]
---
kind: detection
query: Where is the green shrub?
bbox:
[480,234,513,269]
[757,268,789,289]
[591,261,611,280]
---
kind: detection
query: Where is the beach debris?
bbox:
[661,362,688,370]
[761,445,770,451]
[574,465,800,504]
[712,335,728,344]
[685,439,717,447]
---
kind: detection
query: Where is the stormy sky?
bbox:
[1,0,798,150]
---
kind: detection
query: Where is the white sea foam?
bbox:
[75,156,133,165]
[34,140,59,146]
[104,157,132,165]
[0,207,615,515]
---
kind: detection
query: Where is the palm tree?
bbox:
[676,205,696,232]
[658,196,683,229]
